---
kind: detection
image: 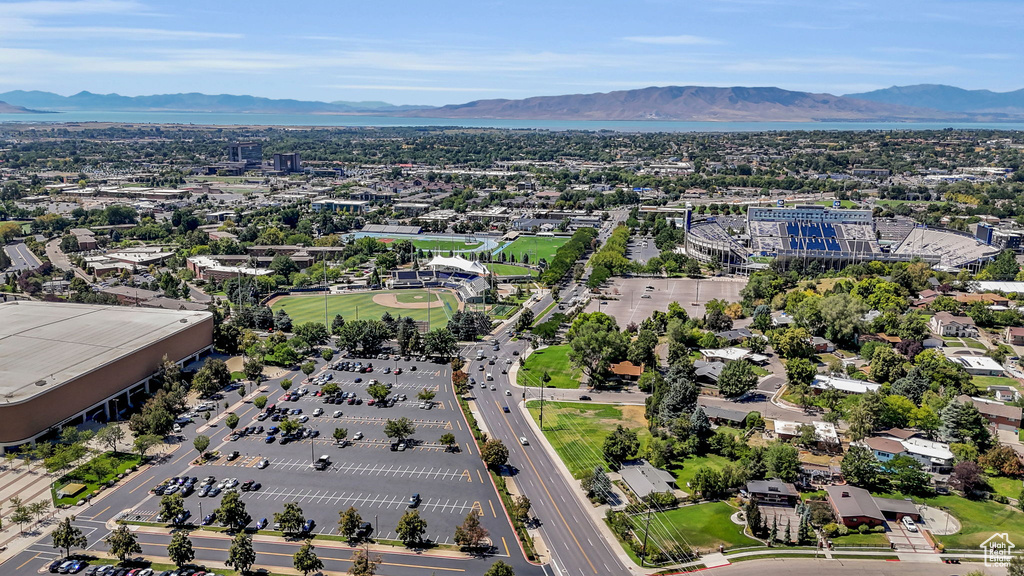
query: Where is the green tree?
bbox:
[105,525,142,562]
[253,395,268,410]
[216,490,252,532]
[384,417,416,442]
[602,425,639,468]
[480,439,509,469]
[718,360,758,398]
[774,327,813,359]
[512,495,531,523]
[338,506,362,541]
[840,445,879,489]
[226,533,256,575]
[870,345,907,384]
[627,329,659,368]
[225,412,240,430]
[333,427,349,445]
[159,493,186,525]
[243,357,265,382]
[940,400,993,450]
[280,378,293,392]
[280,416,300,435]
[454,511,489,549]
[192,357,231,396]
[439,433,457,452]
[301,361,316,377]
[765,442,800,482]
[51,516,88,558]
[484,560,516,576]
[566,315,629,384]
[274,502,305,536]
[294,322,330,346]
[347,549,382,576]
[887,455,931,495]
[167,530,195,568]
[293,540,324,576]
[417,388,436,402]
[193,434,210,458]
[396,510,428,546]
[366,383,390,403]
[8,499,30,534]
[515,309,535,332]
[424,328,458,359]
[96,424,125,454]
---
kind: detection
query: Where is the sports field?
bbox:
[497,236,569,264]
[486,263,537,277]
[387,239,482,252]
[270,289,460,330]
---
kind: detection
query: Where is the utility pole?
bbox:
[539,383,544,431]
[640,503,652,567]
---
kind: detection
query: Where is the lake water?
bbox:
[2,111,1024,132]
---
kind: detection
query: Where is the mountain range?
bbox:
[0,85,1022,122]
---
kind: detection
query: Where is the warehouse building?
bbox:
[0,301,213,446]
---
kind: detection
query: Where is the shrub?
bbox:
[837,524,849,536]
[857,524,870,534]
[821,523,840,537]
[994,494,1010,504]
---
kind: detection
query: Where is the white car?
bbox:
[901,516,918,532]
[353,432,364,440]
[519,436,529,446]
[333,410,343,418]
[312,408,323,416]
[505,390,512,396]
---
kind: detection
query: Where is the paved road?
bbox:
[3,241,41,272]
[44,238,91,281]
[714,558,1006,576]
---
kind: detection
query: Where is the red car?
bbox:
[367,399,376,406]
[279,395,290,402]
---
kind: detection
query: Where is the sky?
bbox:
[0,0,1021,105]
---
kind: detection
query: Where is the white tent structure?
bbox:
[426,255,488,276]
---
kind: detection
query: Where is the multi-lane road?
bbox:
[2,241,41,272]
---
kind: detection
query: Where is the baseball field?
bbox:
[269,289,461,330]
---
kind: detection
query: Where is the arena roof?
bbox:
[426,255,488,275]
[0,301,212,403]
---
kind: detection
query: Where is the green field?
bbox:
[985,474,1023,500]
[636,502,760,553]
[402,239,483,252]
[670,454,733,491]
[878,493,1024,549]
[972,375,1021,390]
[829,531,890,547]
[271,289,459,330]
[52,452,142,506]
[876,199,942,206]
[395,291,443,304]
[518,345,581,388]
[814,200,860,208]
[498,236,570,264]
[487,263,538,277]
[526,401,652,478]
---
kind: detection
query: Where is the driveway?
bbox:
[886,519,932,552]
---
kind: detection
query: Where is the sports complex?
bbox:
[269,288,462,330]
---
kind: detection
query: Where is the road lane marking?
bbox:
[15,552,39,571]
[489,499,497,518]
[129,475,155,494]
[503,536,510,556]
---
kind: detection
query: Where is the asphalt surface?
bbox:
[2,241,41,272]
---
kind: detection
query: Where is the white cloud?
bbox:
[622,35,722,46]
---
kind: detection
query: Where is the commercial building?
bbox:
[273,153,302,174]
[0,301,213,446]
[226,142,263,167]
[311,198,369,213]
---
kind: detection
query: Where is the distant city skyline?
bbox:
[0,0,1021,105]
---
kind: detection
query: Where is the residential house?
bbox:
[745,479,800,506]
[609,361,643,381]
[772,420,840,451]
[929,312,979,338]
[989,386,1019,403]
[694,360,725,385]
[699,348,769,364]
[1005,326,1024,345]
[715,328,753,344]
[951,356,1005,376]
[701,405,750,427]
[811,336,835,353]
[859,430,954,473]
[956,292,1011,307]
[957,395,1023,431]
[811,374,882,395]
[618,460,676,499]
[826,486,921,529]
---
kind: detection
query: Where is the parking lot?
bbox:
[586,276,748,326]
[126,353,515,549]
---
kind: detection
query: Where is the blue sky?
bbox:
[0,0,1021,105]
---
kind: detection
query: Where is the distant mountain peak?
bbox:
[845,84,1024,115]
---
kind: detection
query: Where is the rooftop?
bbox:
[0,301,211,403]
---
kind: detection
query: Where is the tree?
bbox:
[160,493,186,525]
[785,357,816,394]
[718,360,758,398]
[281,378,293,392]
[294,322,330,346]
[1009,553,1024,576]
[105,525,142,562]
[243,357,264,382]
[225,412,240,430]
[323,382,339,396]
[338,506,362,541]
[396,510,428,546]
[293,540,324,576]
[253,395,268,410]
[280,416,300,435]
[511,495,531,523]
[940,400,993,450]
[333,427,349,445]
[347,549,382,576]
[891,366,929,404]
[453,370,470,395]
[765,442,800,482]
[133,433,162,461]
[366,383,390,403]
[96,424,125,454]
[480,439,509,470]
[950,461,986,495]
[226,533,256,575]
[275,309,294,332]
[193,434,210,458]
[980,445,1024,478]
[384,417,416,442]
[51,516,88,558]
[581,466,612,503]
[301,361,315,377]
[439,433,457,452]
[841,445,879,489]
[454,511,489,550]
[820,293,867,345]
[167,530,195,568]
[192,357,231,396]
[627,329,659,369]
[274,502,306,536]
[870,345,906,384]
[8,499,30,534]
[424,328,458,359]
[690,466,723,498]
[566,314,629,384]
[216,491,252,532]
[602,425,639,468]
[484,560,516,576]
[417,388,437,402]
[516,308,535,332]
[887,455,931,495]
[774,327,813,359]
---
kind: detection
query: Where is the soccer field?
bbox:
[270,289,460,330]
[497,236,569,264]
[394,239,483,252]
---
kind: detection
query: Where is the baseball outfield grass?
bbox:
[270,289,459,330]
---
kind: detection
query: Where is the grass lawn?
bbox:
[499,236,570,264]
[394,291,443,304]
[752,366,770,377]
[876,199,941,206]
[637,502,760,553]
[525,401,651,478]
[814,200,859,208]
[986,474,1022,500]
[715,426,745,437]
[52,452,141,506]
[669,454,733,491]
[405,238,482,252]
[518,345,581,388]
[487,263,538,277]
[271,289,459,330]
[972,375,1020,390]
[961,338,988,350]
[830,532,890,547]
[882,493,1024,549]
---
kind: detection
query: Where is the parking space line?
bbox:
[489,500,497,518]
[477,469,484,484]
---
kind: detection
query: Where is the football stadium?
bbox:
[684,205,1000,272]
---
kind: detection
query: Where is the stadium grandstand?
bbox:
[682,205,996,272]
[387,255,491,303]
